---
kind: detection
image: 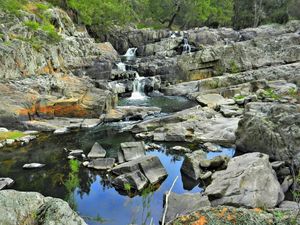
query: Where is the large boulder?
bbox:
[87,158,115,170]
[162,193,211,224]
[0,190,86,225]
[181,150,207,180]
[88,142,106,158]
[205,152,284,208]
[236,103,300,161]
[112,170,148,191]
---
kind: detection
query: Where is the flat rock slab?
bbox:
[23,163,45,169]
[163,192,211,224]
[88,158,115,170]
[170,146,191,153]
[196,94,235,108]
[0,178,14,190]
[112,170,148,191]
[139,155,168,184]
[111,155,168,184]
[88,142,106,158]
[120,141,145,161]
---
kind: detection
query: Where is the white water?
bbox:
[183,38,191,54]
[129,73,147,100]
[116,62,126,72]
[123,47,137,61]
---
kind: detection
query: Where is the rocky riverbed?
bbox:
[0,3,300,225]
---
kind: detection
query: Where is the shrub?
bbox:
[24,20,40,30]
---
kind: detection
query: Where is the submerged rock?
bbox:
[0,190,87,225]
[23,163,45,169]
[88,142,106,158]
[205,152,284,208]
[162,192,211,224]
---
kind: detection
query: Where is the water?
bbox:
[183,37,191,54]
[123,48,137,61]
[119,95,197,114]
[0,125,235,225]
[129,74,148,100]
[116,62,126,72]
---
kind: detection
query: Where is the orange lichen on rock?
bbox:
[192,215,207,225]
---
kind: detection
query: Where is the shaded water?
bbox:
[0,96,234,225]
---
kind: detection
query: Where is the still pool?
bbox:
[0,123,235,225]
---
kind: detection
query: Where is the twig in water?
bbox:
[161,176,179,225]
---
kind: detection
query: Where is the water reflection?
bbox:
[0,125,235,225]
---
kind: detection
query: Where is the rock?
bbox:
[88,142,106,158]
[170,146,191,153]
[200,155,229,169]
[181,150,207,180]
[120,141,146,161]
[203,142,221,152]
[205,152,284,208]
[279,201,299,209]
[23,163,45,169]
[236,103,300,162]
[170,206,281,225]
[0,190,86,225]
[200,171,213,180]
[145,143,162,150]
[112,170,148,191]
[23,130,39,135]
[196,94,235,109]
[162,192,211,224]
[281,175,293,193]
[82,161,89,167]
[5,139,15,146]
[220,105,243,117]
[69,150,84,157]
[17,135,37,144]
[54,128,70,135]
[271,161,285,169]
[88,158,115,170]
[0,128,8,132]
[111,155,167,184]
[0,178,14,190]
[67,155,76,160]
[139,155,168,184]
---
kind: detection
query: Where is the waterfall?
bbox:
[183,37,191,54]
[116,62,126,72]
[123,48,137,61]
[129,73,147,100]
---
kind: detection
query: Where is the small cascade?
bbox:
[116,62,126,72]
[182,37,191,54]
[123,48,137,61]
[129,73,147,100]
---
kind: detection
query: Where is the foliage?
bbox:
[262,88,281,100]
[64,159,80,209]
[0,0,27,14]
[124,183,131,192]
[288,88,298,98]
[24,20,40,30]
[229,60,239,73]
[0,131,25,141]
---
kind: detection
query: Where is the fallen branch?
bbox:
[161,176,179,225]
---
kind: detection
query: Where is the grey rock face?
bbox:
[120,141,146,161]
[88,142,106,158]
[0,178,14,190]
[112,170,148,191]
[88,158,115,170]
[0,190,87,225]
[205,152,284,208]
[236,103,300,162]
[163,192,211,224]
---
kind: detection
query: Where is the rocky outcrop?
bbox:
[0,190,86,225]
[205,152,284,208]
[0,8,118,128]
[169,206,300,225]
[163,193,211,224]
[236,103,300,162]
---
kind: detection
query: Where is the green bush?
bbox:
[0,0,27,14]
